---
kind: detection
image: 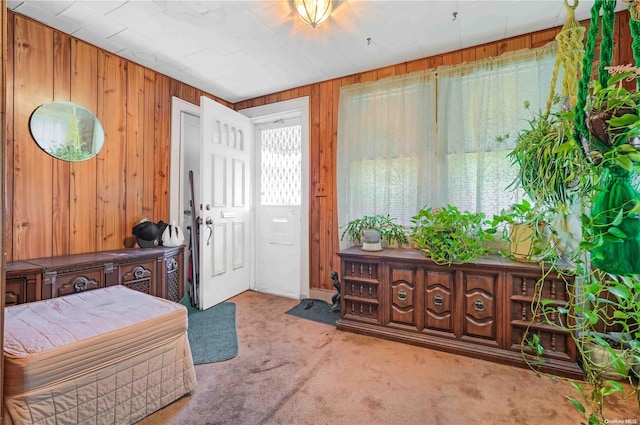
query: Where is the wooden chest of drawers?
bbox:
[337,247,582,379]
[5,246,184,305]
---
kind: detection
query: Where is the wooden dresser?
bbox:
[337,247,582,379]
[5,246,184,305]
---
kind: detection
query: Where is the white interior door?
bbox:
[255,117,302,299]
[198,96,253,310]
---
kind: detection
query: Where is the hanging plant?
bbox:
[584,71,640,157]
[520,2,640,424]
[503,99,590,210]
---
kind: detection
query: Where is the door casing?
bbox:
[171,96,310,300]
[241,97,310,300]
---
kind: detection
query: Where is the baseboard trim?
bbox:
[309,288,334,304]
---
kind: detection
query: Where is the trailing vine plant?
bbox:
[507,1,640,423]
[410,205,497,265]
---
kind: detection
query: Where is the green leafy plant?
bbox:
[501,98,590,211]
[47,142,94,161]
[491,199,554,262]
[410,205,496,265]
[525,264,640,424]
[584,71,640,155]
[340,214,408,247]
[503,73,640,424]
[499,98,589,262]
[519,184,640,424]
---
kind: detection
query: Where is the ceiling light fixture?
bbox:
[292,0,333,28]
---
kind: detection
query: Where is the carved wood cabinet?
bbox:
[5,246,184,305]
[337,247,582,379]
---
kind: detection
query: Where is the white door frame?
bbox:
[240,97,310,300]
[171,96,310,299]
[170,97,200,229]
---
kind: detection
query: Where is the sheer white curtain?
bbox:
[437,44,558,216]
[337,71,438,231]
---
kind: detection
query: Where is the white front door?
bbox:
[255,117,302,299]
[198,96,253,310]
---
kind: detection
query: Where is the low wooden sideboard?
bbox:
[337,247,583,379]
[5,246,184,306]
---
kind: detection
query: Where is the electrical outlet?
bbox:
[315,183,328,197]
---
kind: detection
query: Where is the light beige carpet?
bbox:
[137,290,639,425]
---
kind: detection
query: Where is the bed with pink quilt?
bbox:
[3,285,197,425]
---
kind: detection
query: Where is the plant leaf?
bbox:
[617,155,633,171]
[609,113,639,127]
[608,285,631,300]
[567,396,586,414]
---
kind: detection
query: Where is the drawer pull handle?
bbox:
[397,289,407,301]
[74,278,88,293]
[134,267,145,279]
[433,294,444,306]
[473,299,486,312]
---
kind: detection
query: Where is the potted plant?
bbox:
[583,71,640,159]
[491,199,554,262]
[341,214,408,251]
[579,331,636,381]
[499,99,588,261]
[410,205,496,265]
[501,98,590,211]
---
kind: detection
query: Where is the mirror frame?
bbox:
[29,101,105,162]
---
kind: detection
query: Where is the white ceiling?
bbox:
[7,0,628,103]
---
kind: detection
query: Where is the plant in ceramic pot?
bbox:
[341,214,408,251]
[499,99,588,260]
[578,331,636,381]
[410,205,496,265]
[491,199,554,262]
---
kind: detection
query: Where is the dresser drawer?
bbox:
[119,261,156,295]
[52,269,103,298]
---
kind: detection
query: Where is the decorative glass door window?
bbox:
[260,124,302,206]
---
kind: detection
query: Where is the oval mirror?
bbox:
[29,101,105,162]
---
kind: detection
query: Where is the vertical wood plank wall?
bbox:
[235,11,633,293]
[6,12,231,261]
[1,0,8,405]
[5,10,633,294]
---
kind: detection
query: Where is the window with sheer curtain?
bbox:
[337,71,438,229]
[337,43,558,231]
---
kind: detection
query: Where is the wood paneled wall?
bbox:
[5,10,634,294]
[1,0,8,401]
[6,12,231,261]
[235,10,634,293]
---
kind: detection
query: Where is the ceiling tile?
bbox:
[11,0,630,103]
[58,2,127,38]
